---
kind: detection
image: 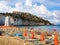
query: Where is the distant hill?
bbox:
[0,11,54,25]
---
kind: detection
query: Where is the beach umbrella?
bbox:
[23,30,27,37]
[40,32,44,41]
[31,31,34,39]
[54,34,58,45]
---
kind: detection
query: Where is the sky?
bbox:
[0,0,60,25]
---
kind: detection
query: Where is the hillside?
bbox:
[0,11,53,25]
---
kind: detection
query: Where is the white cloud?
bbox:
[0,0,60,24]
[0,1,11,13]
[25,0,32,7]
[47,10,60,24]
[15,3,23,7]
[33,4,51,16]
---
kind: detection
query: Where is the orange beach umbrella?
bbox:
[31,31,34,39]
[40,32,44,41]
[23,30,27,37]
[54,34,58,45]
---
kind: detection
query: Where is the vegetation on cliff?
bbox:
[0,11,53,25]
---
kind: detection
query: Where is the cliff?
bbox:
[0,12,53,25]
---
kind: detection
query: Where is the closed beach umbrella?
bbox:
[23,30,27,37]
[31,31,34,39]
[40,32,44,41]
[54,34,58,45]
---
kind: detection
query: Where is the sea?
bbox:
[19,25,60,31]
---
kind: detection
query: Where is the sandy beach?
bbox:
[0,26,60,45]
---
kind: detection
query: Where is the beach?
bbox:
[0,26,60,45]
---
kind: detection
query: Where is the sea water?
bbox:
[19,25,60,31]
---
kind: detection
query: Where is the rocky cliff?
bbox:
[0,12,53,25]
